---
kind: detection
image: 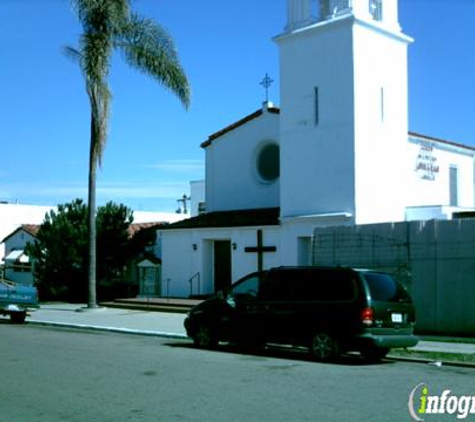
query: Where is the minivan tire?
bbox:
[361,346,389,362]
[310,333,340,361]
[193,324,218,349]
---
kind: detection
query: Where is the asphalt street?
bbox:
[1,323,474,422]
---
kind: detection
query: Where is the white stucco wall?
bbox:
[352,19,412,224]
[160,216,358,298]
[0,203,55,262]
[190,180,205,216]
[3,229,37,285]
[277,18,356,219]
[160,226,282,298]
[405,136,475,209]
[277,6,412,224]
[3,229,36,256]
[204,107,280,213]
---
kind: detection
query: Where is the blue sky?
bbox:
[1,0,474,212]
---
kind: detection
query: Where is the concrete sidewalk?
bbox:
[28,303,188,339]
[23,303,475,356]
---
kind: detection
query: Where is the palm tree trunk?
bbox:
[87,113,98,309]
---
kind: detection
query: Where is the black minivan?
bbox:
[184,266,418,361]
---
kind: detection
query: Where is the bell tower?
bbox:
[276,0,413,224]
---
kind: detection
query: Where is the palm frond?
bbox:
[71,0,131,34]
[81,32,112,82]
[87,80,111,166]
[116,13,190,109]
[63,45,81,62]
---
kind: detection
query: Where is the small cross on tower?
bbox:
[260,73,274,103]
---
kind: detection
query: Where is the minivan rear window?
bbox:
[363,272,411,303]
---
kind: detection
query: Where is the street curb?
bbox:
[24,320,475,369]
[387,354,475,369]
[28,320,189,340]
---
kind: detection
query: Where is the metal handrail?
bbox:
[188,272,200,297]
[163,278,171,300]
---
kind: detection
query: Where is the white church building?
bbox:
[158,0,475,298]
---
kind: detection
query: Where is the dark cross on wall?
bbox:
[244,229,277,273]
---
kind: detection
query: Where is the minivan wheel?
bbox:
[193,324,218,349]
[361,346,389,362]
[310,333,340,361]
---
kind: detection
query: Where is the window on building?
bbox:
[256,143,280,183]
[315,87,320,126]
[450,166,459,206]
[369,0,383,21]
[13,262,31,273]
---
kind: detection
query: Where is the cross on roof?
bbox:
[260,73,274,103]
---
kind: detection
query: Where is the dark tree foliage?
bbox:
[96,201,133,284]
[26,199,88,302]
[26,199,153,302]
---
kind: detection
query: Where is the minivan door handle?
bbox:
[246,304,259,312]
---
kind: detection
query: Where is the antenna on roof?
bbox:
[176,194,191,214]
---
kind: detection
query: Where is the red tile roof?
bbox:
[1,224,40,243]
[127,222,167,239]
[21,224,41,237]
[199,105,474,153]
[159,207,280,230]
[201,106,280,149]
[2,222,167,244]
[409,131,475,152]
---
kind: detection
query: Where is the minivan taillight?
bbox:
[361,307,374,326]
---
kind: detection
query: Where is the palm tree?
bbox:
[66,0,190,308]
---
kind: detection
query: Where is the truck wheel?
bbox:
[10,312,26,324]
[310,332,340,361]
[193,324,218,349]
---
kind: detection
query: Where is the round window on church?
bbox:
[256,143,280,183]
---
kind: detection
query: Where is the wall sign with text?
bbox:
[416,144,439,181]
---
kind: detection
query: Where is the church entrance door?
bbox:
[214,240,232,293]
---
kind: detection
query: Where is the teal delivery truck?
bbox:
[0,280,39,323]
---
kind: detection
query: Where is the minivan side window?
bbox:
[261,269,356,301]
[294,270,356,301]
[229,274,261,299]
[259,271,291,300]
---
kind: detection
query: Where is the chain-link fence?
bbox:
[313,218,475,335]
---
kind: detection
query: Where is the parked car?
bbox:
[0,280,39,323]
[184,266,418,361]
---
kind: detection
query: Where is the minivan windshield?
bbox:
[363,272,411,303]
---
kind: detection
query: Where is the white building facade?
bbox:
[1,225,38,285]
[0,203,55,265]
[159,0,475,298]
